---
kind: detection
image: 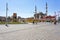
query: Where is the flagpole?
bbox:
[6,3,8,27]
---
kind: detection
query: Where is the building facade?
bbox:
[12,13,17,22]
[34,12,56,22]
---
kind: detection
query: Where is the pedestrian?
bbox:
[33,21,34,24]
[5,24,8,27]
[54,21,57,25]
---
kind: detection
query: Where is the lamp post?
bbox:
[5,3,8,27]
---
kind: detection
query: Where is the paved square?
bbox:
[0,22,60,40]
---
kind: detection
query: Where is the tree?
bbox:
[7,16,11,22]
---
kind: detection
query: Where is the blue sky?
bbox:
[0,0,60,18]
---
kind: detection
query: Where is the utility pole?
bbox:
[5,3,8,27]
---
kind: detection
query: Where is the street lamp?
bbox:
[5,3,8,27]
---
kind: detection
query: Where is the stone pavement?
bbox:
[0,22,60,40]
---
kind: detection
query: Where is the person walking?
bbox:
[54,20,57,25]
[33,20,34,24]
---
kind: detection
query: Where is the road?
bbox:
[0,22,60,40]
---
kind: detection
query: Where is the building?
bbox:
[45,16,56,22]
[26,17,34,23]
[18,16,21,22]
[0,16,6,22]
[12,13,17,22]
[34,12,46,20]
[34,2,56,22]
[34,13,56,22]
